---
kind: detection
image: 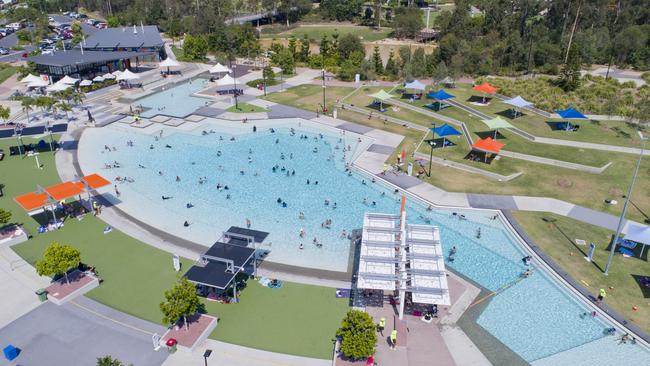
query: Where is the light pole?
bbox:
[202,349,212,366]
[604,132,646,275]
[232,64,239,109]
[426,140,436,177]
[321,68,326,113]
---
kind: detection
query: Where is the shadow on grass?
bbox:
[475,130,507,140]
[631,274,650,299]
[544,217,607,272]
[495,109,528,120]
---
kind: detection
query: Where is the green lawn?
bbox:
[263,84,353,114]
[226,103,268,113]
[263,85,650,223]
[0,65,17,84]
[261,25,393,42]
[512,212,650,333]
[0,136,348,359]
[205,281,348,358]
[440,83,644,148]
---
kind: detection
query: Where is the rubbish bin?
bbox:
[35,288,48,302]
[166,338,177,354]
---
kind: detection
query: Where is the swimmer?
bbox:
[299,228,305,237]
[158,171,163,176]
[138,164,146,169]
[186,203,194,208]
[165,144,172,148]
[299,212,305,219]
[246,218,251,228]
[340,230,347,238]
[299,243,304,250]
[282,202,287,207]
[476,228,481,239]
[306,179,310,185]
[176,176,181,182]
[277,198,282,203]
[183,221,190,227]
[162,196,172,200]
[226,194,231,199]
[522,269,531,278]
[333,202,337,209]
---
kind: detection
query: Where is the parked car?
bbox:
[96,22,107,29]
[0,48,9,55]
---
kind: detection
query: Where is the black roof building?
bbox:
[28,50,155,80]
[78,25,165,58]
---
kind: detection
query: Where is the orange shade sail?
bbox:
[472,82,497,94]
[45,182,85,201]
[14,192,48,211]
[471,137,505,154]
[82,174,111,189]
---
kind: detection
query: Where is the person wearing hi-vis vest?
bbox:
[390,329,397,349]
[378,317,385,336]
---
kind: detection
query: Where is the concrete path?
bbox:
[163,339,330,366]
[0,245,49,328]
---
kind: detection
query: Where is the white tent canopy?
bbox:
[111,70,123,77]
[216,74,236,87]
[20,74,42,84]
[47,80,71,92]
[92,75,106,82]
[404,80,427,91]
[79,79,93,86]
[59,75,79,85]
[117,69,140,81]
[159,58,180,68]
[27,78,49,88]
[210,62,232,74]
[503,95,533,108]
[103,73,116,79]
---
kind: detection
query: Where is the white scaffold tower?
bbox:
[356,196,450,319]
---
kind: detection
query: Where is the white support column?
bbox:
[398,198,407,320]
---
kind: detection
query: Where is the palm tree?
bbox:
[58,102,72,121]
[0,105,10,126]
[21,97,33,124]
[72,91,85,106]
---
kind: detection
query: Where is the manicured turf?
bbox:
[0,136,349,359]
[512,211,650,333]
[261,25,392,42]
[0,65,17,84]
[264,85,650,223]
[205,281,348,359]
[225,102,268,113]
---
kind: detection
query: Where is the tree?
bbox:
[160,277,200,331]
[336,310,376,360]
[277,49,295,75]
[35,243,81,284]
[0,105,9,126]
[58,102,72,121]
[372,46,383,75]
[106,16,120,28]
[338,51,364,81]
[288,35,298,60]
[298,34,310,62]
[183,34,208,61]
[385,50,398,79]
[97,355,132,366]
[320,0,363,22]
[432,61,448,83]
[319,35,331,57]
[558,45,582,91]
[0,208,11,226]
[393,7,424,39]
[338,34,364,60]
[21,97,33,125]
[263,66,275,81]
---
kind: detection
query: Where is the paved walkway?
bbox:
[163,338,329,366]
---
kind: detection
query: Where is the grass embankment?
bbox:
[261,25,392,42]
[512,212,650,333]
[1,137,348,359]
[0,64,17,84]
[438,83,644,148]
[263,84,650,223]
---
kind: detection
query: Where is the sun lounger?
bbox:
[618,239,637,250]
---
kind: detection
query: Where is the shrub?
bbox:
[336,310,376,360]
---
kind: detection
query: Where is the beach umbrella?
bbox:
[159,57,180,74]
[103,73,116,80]
[111,70,123,78]
[79,79,92,86]
[210,62,232,74]
[20,74,42,84]
[92,75,105,83]
[59,75,79,85]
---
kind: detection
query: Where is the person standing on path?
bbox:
[390,329,397,349]
[114,185,120,197]
[597,288,606,305]
[246,218,251,229]
[378,317,385,336]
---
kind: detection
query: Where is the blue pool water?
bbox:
[80,123,650,363]
[138,79,211,118]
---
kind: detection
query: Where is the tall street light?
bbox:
[426,139,437,177]
[604,131,646,275]
[321,68,326,113]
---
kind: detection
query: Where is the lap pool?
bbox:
[78,119,650,364]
